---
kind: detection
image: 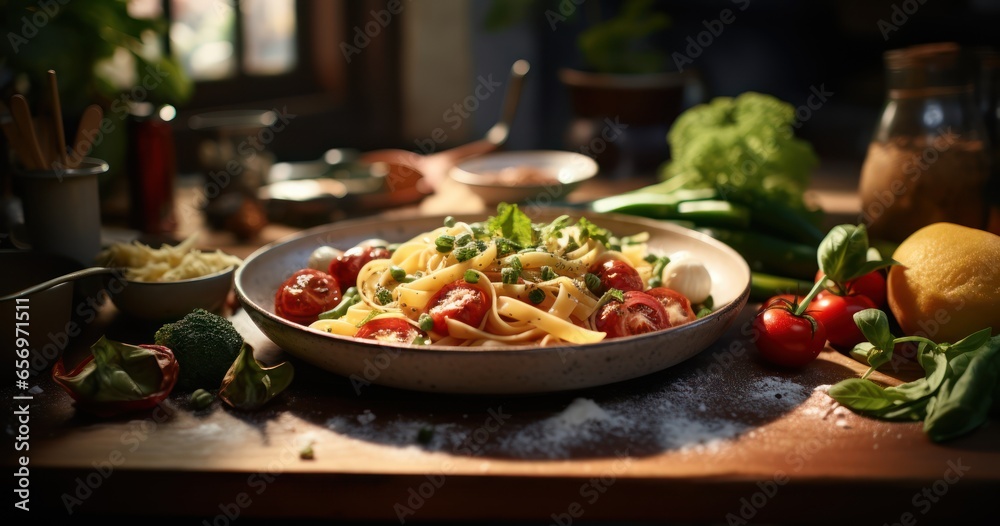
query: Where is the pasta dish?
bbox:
[273,204,713,346]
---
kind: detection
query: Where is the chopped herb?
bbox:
[564,239,580,253]
[538,215,571,242]
[418,313,434,332]
[435,235,455,253]
[444,216,456,227]
[501,267,519,284]
[649,256,671,287]
[509,256,523,275]
[696,306,713,318]
[355,310,382,328]
[584,272,602,294]
[375,287,393,305]
[495,237,523,256]
[471,224,489,239]
[454,242,482,262]
[606,288,625,302]
[644,253,659,264]
[486,203,535,247]
[540,266,557,281]
[389,266,407,282]
[300,442,315,460]
[455,233,473,247]
[576,217,612,245]
[528,288,546,304]
[464,269,479,283]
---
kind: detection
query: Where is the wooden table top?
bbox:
[11,167,999,524]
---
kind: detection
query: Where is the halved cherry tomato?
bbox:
[589,259,643,294]
[424,281,488,335]
[328,246,391,292]
[809,291,877,349]
[815,270,887,308]
[275,269,342,325]
[355,318,426,344]
[753,296,827,368]
[645,287,697,327]
[595,291,671,339]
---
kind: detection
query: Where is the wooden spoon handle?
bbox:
[0,110,34,170]
[9,95,46,170]
[48,70,69,167]
[70,104,103,168]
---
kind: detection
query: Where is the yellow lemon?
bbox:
[887,222,1000,343]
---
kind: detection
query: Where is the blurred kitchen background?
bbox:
[1,0,998,240]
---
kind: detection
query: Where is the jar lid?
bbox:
[884,42,972,90]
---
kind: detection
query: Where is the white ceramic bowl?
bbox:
[449,150,598,205]
[235,210,751,394]
[107,265,237,322]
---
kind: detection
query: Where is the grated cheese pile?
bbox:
[97,233,243,282]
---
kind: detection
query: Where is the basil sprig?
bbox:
[829,308,998,442]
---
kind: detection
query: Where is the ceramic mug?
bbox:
[13,158,107,266]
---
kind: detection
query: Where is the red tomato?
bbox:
[753,297,827,368]
[328,246,391,292]
[809,291,878,349]
[275,269,342,325]
[424,281,488,335]
[645,287,697,327]
[355,318,426,344]
[589,259,643,294]
[814,270,887,308]
[595,291,671,339]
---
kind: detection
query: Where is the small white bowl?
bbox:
[106,265,237,322]
[449,150,598,206]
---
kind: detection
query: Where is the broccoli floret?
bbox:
[154,308,243,392]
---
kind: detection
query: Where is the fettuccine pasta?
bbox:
[289,204,714,347]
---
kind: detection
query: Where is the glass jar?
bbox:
[858,43,991,243]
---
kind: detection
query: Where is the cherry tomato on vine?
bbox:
[753,296,827,368]
[328,246,391,292]
[589,259,643,294]
[595,291,671,339]
[815,269,887,309]
[275,269,342,325]
[809,291,877,349]
[424,281,489,335]
[355,318,426,344]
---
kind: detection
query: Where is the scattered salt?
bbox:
[321,373,816,459]
[357,410,376,425]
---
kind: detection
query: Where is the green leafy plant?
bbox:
[484,0,671,74]
[0,0,192,113]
